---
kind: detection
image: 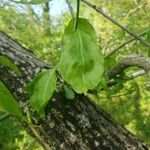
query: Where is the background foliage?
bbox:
[0,0,150,149]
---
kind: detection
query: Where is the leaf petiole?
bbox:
[74,0,80,30]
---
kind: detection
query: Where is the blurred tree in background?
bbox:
[0,0,150,149]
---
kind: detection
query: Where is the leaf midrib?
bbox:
[77,31,86,88]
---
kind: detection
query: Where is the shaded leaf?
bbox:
[0,81,22,117]
[64,85,75,100]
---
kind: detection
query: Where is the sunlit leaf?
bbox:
[0,81,22,117]
[59,18,104,94]
[26,69,56,117]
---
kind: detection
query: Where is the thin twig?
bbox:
[81,0,150,47]
[107,69,145,87]
[125,70,146,80]
[99,90,134,99]
[26,5,41,22]
[66,0,75,18]
[105,29,149,59]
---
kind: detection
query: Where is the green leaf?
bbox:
[0,56,21,76]
[12,0,52,4]
[64,85,75,100]
[26,69,56,117]
[59,18,104,94]
[0,81,22,117]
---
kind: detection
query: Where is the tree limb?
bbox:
[108,55,150,79]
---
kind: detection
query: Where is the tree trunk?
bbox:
[0,31,148,150]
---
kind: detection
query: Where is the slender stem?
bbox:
[75,0,80,30]
[81,0,150,47]
[105,29,149,59]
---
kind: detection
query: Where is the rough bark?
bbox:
[0,31,148,150]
